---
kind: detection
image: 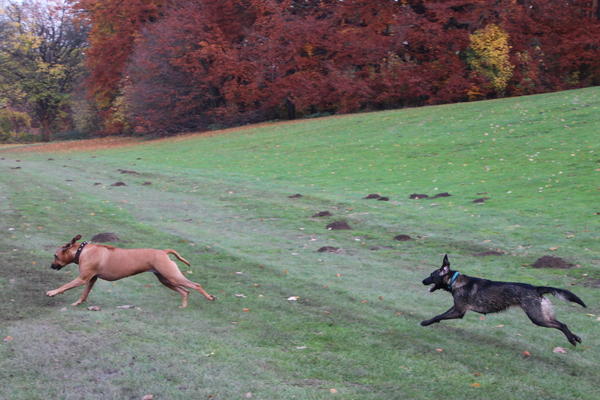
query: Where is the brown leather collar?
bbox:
[73,241,88,264]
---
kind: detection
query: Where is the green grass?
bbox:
[1,87,599,399]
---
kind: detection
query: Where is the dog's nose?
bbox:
[50,264,61,270]
[422,278,431,285]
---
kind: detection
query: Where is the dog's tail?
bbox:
[164,249,191,266]
[537,286,586,308]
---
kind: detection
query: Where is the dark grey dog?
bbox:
[421,255,586,345]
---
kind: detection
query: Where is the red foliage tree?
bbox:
[70,0,166,132]
[74,0,600,135]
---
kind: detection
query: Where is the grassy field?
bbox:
[0,87,599,400]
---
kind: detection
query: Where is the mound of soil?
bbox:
[532,255,574,269]
[369,246,393,251]
[312,211,332,218]
[432,192,451,198]
[393,234,413,241]
[111,181,127,186]
[581,279,600,288]
[377,196,390,201]
[317,246,341,253]
[118,169,139,175]
[473,250,504,257]
[473,197,490,203]
[288,193,303,198]
[326,221,352,230]
[91,232,120,243]
[409,193,429,199]
[364,194,381,199]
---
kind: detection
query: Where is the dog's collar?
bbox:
[73,241,88,264]
[448,271,460,289]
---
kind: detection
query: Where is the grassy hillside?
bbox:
[1,87,599,399]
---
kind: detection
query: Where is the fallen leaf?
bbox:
[142,395,154,400]
[522,350,531,358]
[295,346,307,350]
[549,247,559,251]
[287,296,300,301]
[469,383,481,388]
[435,348,443,352]
[378,296,384,301]
[360,299,368,304]
[3,336,13,342]
[473,372,482,377]
[244,393,253,399]
[87,305,101,311]
[242,308,250,312]
[116,305,135,309]
[329,388,338,394]
[553,347,567,354]
[335,273,342,277]
[479,316,485,320]
[234,294,247,298]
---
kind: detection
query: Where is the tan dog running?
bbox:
[47,235,215,308]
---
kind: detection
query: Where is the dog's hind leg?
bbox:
[155,258,215,303]
[71,276,99,306]
[177,279,215,301]
[522,298,582,345]
[154,272,190,308]
[421,306,466,326]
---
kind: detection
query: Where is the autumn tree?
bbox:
[69,0,166,133]
[74,0,600,136]
[0,0,86,141]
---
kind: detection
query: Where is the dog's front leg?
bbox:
[71,276,99,306]
[421,306,465,326]
[46,277,87,297]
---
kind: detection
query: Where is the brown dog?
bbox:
[47,235,215,308]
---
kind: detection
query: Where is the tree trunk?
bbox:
[40,120,52,142]
[285,97,296,120]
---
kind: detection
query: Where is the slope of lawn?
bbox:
[0,87,599,400]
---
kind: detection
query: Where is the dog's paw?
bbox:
[207,295,216,301]
[420,320,431,327]
[46,290,58,297]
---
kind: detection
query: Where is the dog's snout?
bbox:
[422,277,432,285]
[50,264,62,270]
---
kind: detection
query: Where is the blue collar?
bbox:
[448,271,460,289]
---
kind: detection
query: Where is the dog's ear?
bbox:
[440,254,450,275]
[70,234,82,245]
[442,254,450,267]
